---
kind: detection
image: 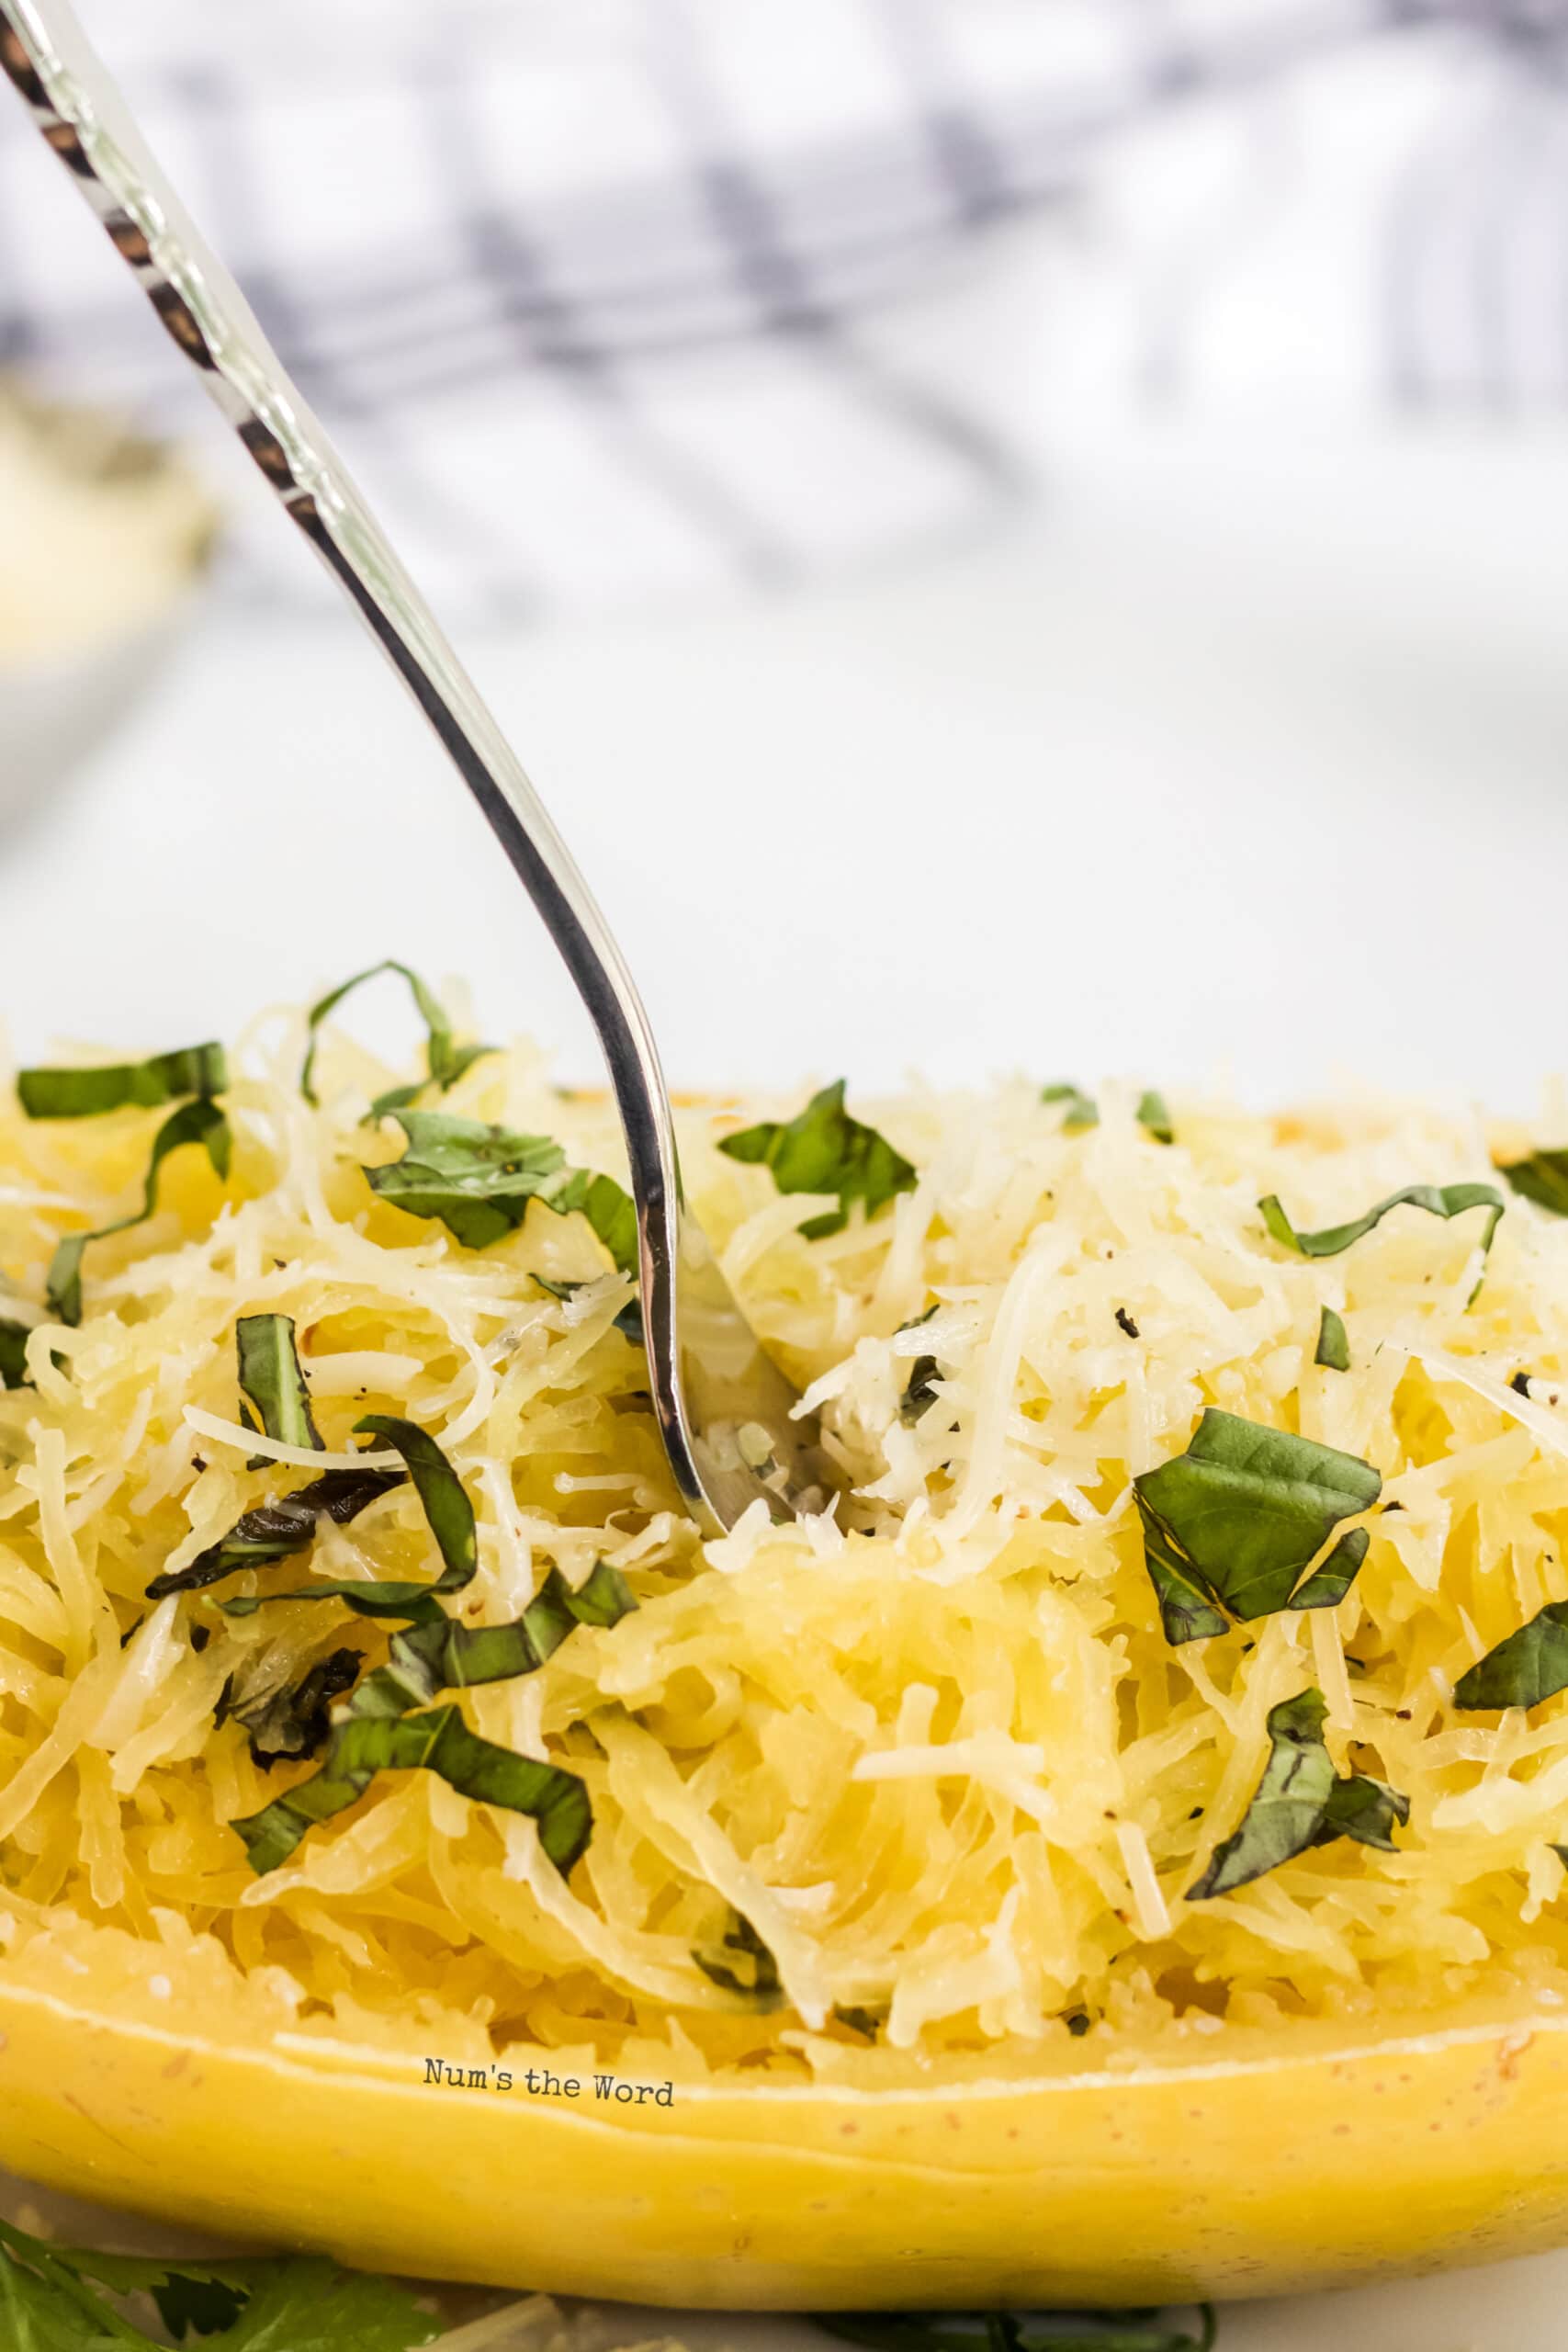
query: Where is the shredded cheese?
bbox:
[4,1006,1568,2089]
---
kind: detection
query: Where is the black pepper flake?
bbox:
[1510,1372,1531,1397]
[1115,1307,1140,1340]
[190,1623,210,1653]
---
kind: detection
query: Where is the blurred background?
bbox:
[4,0,1568,1103]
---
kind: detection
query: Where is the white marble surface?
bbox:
[5,413,1568,2346]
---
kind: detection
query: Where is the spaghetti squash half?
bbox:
[3,977,1568,2302]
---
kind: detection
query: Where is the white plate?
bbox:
[1,415,1564,2346]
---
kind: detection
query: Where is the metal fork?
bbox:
[0,0,828,1535]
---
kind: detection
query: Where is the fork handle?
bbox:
[0,0,728,1517]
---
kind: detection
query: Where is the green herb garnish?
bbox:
[0,1316,32,1387]
[222,1645,364,1769]
[1454,1601,1568,1712]
[1187,1687,1408,1900]
[718,1080,915,1239]
[1043,1082,1099,1132]
[1133,1409,1381,1642]
[230,1568,626,1868]
[17,1041,226,1119]
[897,1303,941,1425]
[693,1909,782,2001]
[17,1040,231,1327]
[147,1464,405,1600]
[366,1109,637,1270]
[1314,1306,1350,1373]
[231,1702,592,1878]
[1135,1089,1174,1145]
[0,2217,439,2351]
[236,1312,322,1456]
[220,1415,475,1623]
[46,1096,231,1326]
[1498,1149,1568,1217]
[300,959,493,1115]
[1259,1182,1505,1301]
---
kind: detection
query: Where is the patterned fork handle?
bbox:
[0,0,827,1535]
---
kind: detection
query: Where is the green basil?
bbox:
[1499,1149,1568,1217]
[1454,1601,1568,1712]
[718,1080,915,1240]
[47,1096,231,1326]
[1134,1494,1229,1645]
[231,1702,592,1878]
[0,1317,32,1388]
[1313,1770,1410,1852]
[299,959,493,1114]
[1259,1182,1505,1292]
[231,1563,631,1873]
[1135,1089,1174,1145]
[236,1313,322,1455]
[693,1909,781,2001]
[1134,1409,1381,1639]
[223,1645,363,1768]
[1285,1526,1369,1613]
[1314,1306,1349,1373]
[366,1109,637,1270]
[1042,1082,1099,1132]
[17,1040,226,1120]
[348,1562,636,1722]
[220,1415,475,1623]
[147,1465,406,1599]
[0,2215,438,2352]
[897,1304,941,1426]
[1188,1687,1409,1900]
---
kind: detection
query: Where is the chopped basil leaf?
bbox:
[1285,1525,1369,1613]
[47,1096,231,1326]
[1188,1689,1336,1899]
[226,1645,363,1768]
[1454,1600,1568,1712]
[1134,1409,1381,1635]
[531,1272,642,1341]
[299,958,494,1114]
[17,1040,226,1120]
[1188,1687,1409,1900]
[366,1109,638,1270]
[221,1415,475,1623]
[1313,1770,1410,1852]
[1135,1089,1174,1145]
[1314,1306,1350,1373]
[231,1702,592,1877]
[1042,1081,1099,1132]
[231,1563,630,1872]
[0,1317,32,1388]
[897,1304,941,1426]
[693,1909,781,2000]
[1134,1494,1229,1645]
[146,1465,404,1599]
[349,1562,636,1722]
[718,1080,915,1240]
[1259,1182,1505,1297]
[1499,1149,1568,1217]
[236,1314,322,1454]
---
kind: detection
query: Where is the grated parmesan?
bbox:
[3,1001,1568,2088]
